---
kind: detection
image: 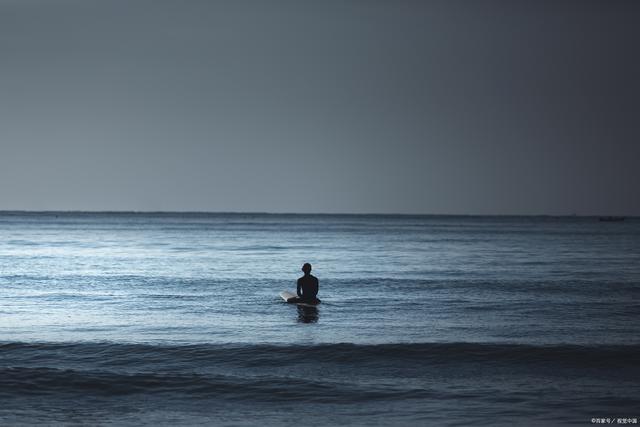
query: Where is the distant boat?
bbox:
[599,216,625,222]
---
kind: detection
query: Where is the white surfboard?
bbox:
[279,291,321,306]
[280,291,297,302]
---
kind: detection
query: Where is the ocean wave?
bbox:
[0,341,638,403]
[2,341,637,370]
[0,366,434,402]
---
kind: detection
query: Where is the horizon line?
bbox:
[0,210,635,218]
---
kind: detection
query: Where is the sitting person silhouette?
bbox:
[289,263,320,304]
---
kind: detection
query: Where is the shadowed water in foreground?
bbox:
[1,341,639,426]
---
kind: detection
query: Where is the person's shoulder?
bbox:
[311,274,319,282]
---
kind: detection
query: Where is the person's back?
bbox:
[297,263,319,302]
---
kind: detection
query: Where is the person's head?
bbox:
[302,263,312,275]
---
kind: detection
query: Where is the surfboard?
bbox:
[280,291,297,302]
[279,291,321,306]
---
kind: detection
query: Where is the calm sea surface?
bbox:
[0,213,639,425]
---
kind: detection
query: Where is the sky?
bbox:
[1,0,638,215]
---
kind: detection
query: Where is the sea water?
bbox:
[0,212,639,425]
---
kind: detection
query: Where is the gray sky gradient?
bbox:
[1,0,639,215]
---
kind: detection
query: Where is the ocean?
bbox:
[0,212,638,425]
